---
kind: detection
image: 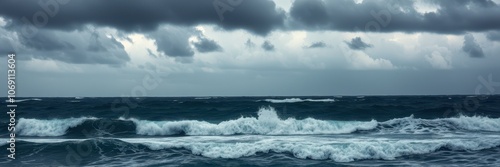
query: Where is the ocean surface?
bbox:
[1,96,500,167]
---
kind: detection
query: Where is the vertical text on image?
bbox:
[7,53,17,160]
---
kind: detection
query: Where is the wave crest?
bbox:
[380,115,500,134]
[14,108,500,137]
[125,107,377,136]
[263,98,335,103]
[17,117,96,136]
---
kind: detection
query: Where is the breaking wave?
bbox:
[124,107,376,136]
[17,117,97,136]
[263,98,335,103]
[13,107,500,137]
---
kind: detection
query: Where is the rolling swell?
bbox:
[13,107,500,137]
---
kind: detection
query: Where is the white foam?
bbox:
[17,117,96,136]
[11,135,500,162]
[125,108,500,136]
[4,98,42,103]
[18,138,85,143]
[123,136,500,162]
[263,98,335,103]
[194,97,211,100]
[447,115,500,131]
[126,107,377,136]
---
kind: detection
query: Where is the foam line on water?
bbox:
[263,98,335,103]
[135,138,500,162]
[4,98,42,103]
[17,137,499,162]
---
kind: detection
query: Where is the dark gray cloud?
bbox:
[462,34,485,58]
[290,0,500,33]
[0,0,498,67]
[87,30,107,52]
[306,41,326,48]
[9,28,130,65]
[245,38,256,48]
[1,0,499,37]
[486,31,500,42]
[192,36,223,53]
[147,48,158,58]
[262,40,275,51]
[18,30,75,51]
[345,37,373,50]
[0,37,15,55]
[289,0,330,28]
[0,0,285,36]
[148,26,223,57]
[147,26,195,57]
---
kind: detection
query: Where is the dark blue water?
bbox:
[1,96,500,166]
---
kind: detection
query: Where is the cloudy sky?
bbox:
[1,0,499,97]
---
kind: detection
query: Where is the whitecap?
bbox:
[263,98,335,103]
[17,117,96,136]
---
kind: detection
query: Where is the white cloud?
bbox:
[345,50,396,70]
[286,31,307,49]
[353,0,364,4]
[425,51,452,69]
[273,0,293,12]
[413,0,441,14]
[120,33,159,66]
[0,17,6,27]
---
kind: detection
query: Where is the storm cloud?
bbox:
[306,42,327,49]
[1,0,499,63]
[4,28,130,65]
[0,0,285,36]
[345,37,373,50]
[262,40,275,51]
[245,39,256,48]
[2,0,498,36]
[462,34,485,58]
[18,30,75,51]
[147,48,158,58]
[192,36,223,53]
[487,31,500,42]
[290,0,500,33]
[147,26,195,57]
[0,37,15,55]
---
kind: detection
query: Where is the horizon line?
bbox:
[1,94,499,98]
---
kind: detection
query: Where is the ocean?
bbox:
[1,96,500,166]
